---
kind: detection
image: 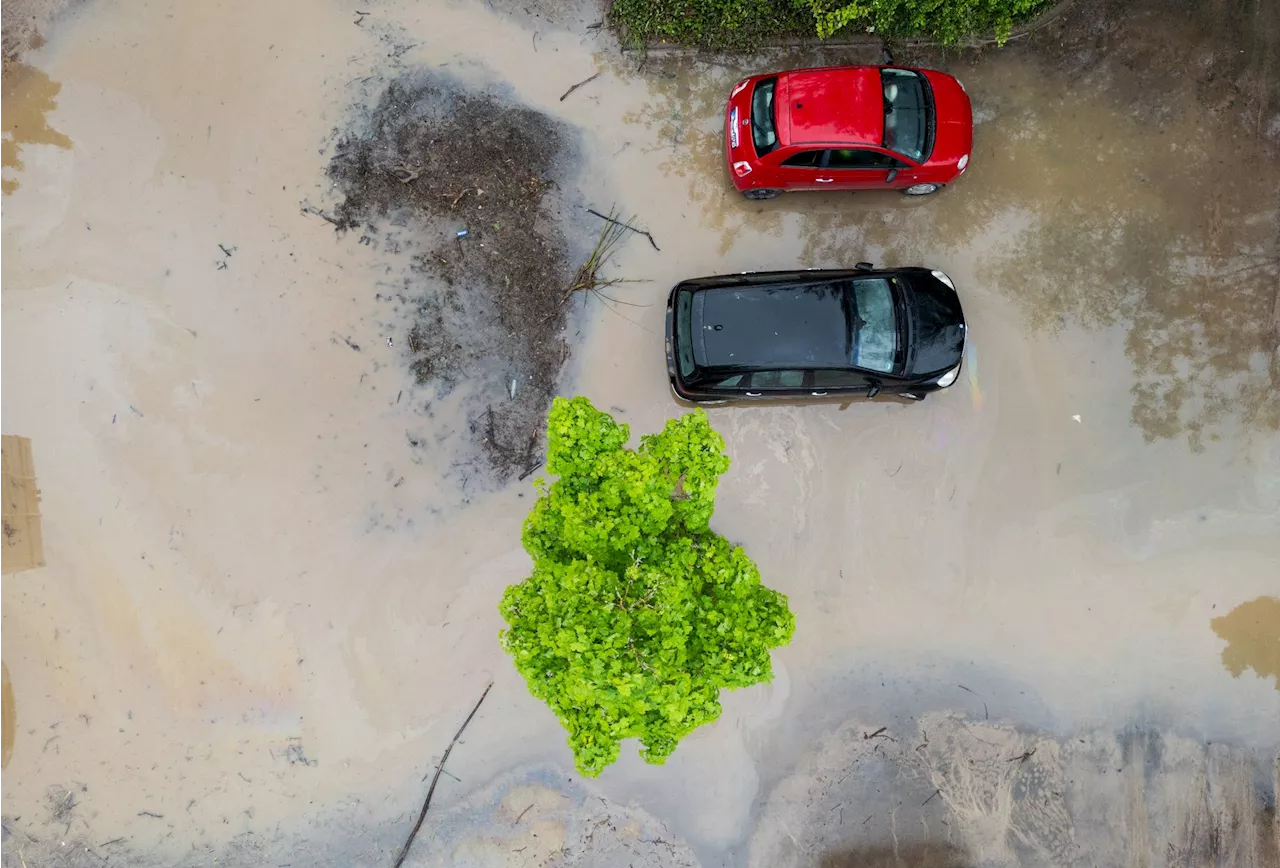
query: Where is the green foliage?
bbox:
[794,0,1046,41]
[609,0,1048,47]
[609,0,812,50]
[500,397,795,776]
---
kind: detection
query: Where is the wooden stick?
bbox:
[391,682,494,868]
[559,72,600,101]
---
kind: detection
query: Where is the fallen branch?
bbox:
[392,682,494,868]
[586,207,660,251]
[559,72,600,101]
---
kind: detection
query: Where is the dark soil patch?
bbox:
[327,72,578,480]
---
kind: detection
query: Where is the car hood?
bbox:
[905,274,966,377]
[921,70,972,168]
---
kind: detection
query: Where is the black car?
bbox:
[665,265,965,404]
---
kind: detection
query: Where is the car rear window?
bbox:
[881,69,934,164]
[751,78,779,156]
[851,278,898,373]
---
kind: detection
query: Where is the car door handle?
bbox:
[815,178,834,183]
[811,391,828,396]
[745,391,762,397]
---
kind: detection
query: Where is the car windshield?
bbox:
[751,78,779,156]
[850,278,898,373]
[880,69,932,163]
[676,289,696,377]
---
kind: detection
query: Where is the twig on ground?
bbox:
[863,726,888,740]
[586,207,660,251]
[300,201,343,228]
[1008,748,1037,764]
[559,72,600,101]
[957,684,989,720]
[392,682,494,868]
[137,811,164,819]
[515,803,535,824]
[921,788,941,806]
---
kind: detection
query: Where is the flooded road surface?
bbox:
[2,0,1278,864]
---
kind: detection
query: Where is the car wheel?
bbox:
[902,183,941,196]
[743,188,782,200]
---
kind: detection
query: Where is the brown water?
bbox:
[1,62,72,194]
[2,0,1278,863]
[1213,596,1280,690]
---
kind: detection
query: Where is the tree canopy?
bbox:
[499,397,795,776]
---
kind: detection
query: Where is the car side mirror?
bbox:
[885,168,898,183]
[855,261,874,272]
[867,384,881,399]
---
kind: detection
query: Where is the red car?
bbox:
[724,65,973,199]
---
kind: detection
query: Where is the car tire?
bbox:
[902,183,942,196]
[743,188,782,200]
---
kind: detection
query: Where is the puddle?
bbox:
[2,434,46,573]
[1,62,73,194]
[1211,596,1280,690]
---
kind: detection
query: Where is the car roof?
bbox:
[692,283,850,370]
[781,67,884,148]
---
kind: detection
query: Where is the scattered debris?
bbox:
[333,333,361,352]
[300,201,343,227]
[282,738,317,767]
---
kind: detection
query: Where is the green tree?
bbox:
[499,397,795,777]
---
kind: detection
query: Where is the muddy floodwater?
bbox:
[2,0,1279,864]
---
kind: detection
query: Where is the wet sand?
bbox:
[2,0,1278,864]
